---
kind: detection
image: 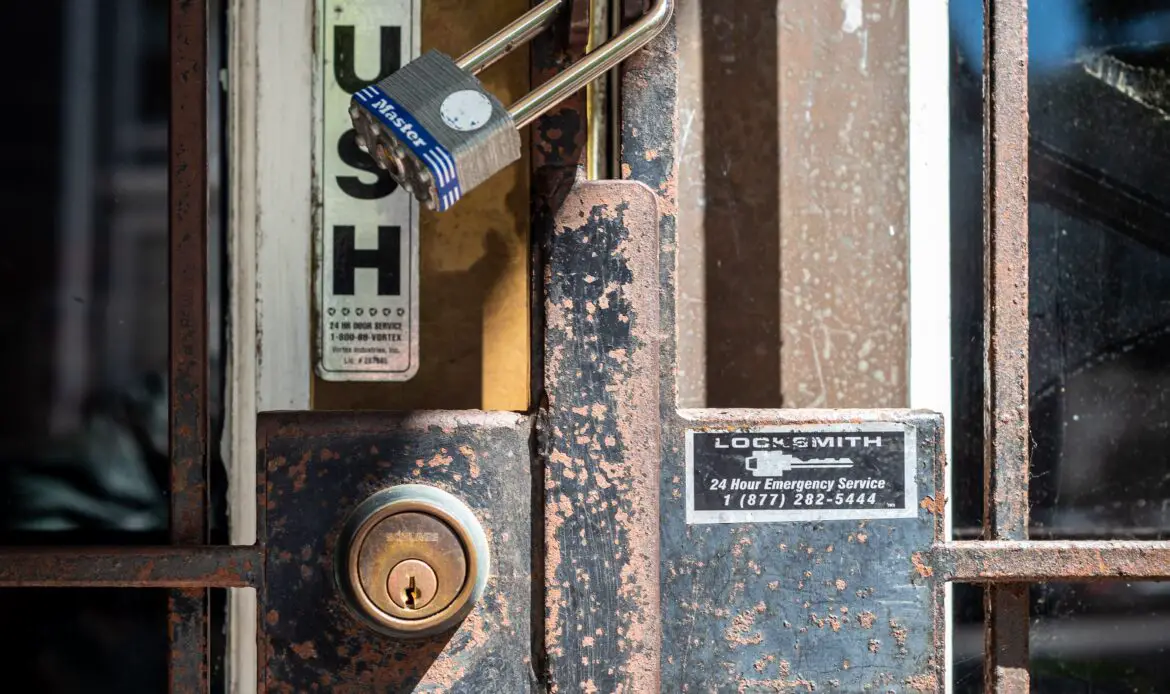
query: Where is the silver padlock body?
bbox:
[350,50,520,211]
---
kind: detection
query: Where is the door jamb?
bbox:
[226,0,314,691]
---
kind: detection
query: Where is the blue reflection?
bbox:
[952,0,1170,73]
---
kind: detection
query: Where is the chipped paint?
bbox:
[258,411,533,691]
[542,181,662,693]
[617,16,945,686]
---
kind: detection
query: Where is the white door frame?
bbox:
[226,0,313,690]
[908,0,953,690]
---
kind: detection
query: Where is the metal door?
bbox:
[2,0,1169,692]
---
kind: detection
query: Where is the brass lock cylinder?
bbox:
[335,484,490,638]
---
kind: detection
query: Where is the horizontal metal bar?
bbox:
[933,541,1170,582]
[0,546,261,588]
[953,526,1170,541]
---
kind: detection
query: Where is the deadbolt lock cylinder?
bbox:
[335,484,490,639]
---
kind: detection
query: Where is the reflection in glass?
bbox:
[952,583,1170,693]
[951,1,1170,691]
[0,0,226,691]
[1,0,180,539]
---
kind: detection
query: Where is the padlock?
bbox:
[350,0,674,212]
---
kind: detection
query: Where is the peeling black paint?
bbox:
[258,412,533,692]
[542,182,661,693]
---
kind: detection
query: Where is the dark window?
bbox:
[952,1,1170,690]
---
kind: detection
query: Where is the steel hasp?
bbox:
[542,179,663,693]
[664,410,947,692]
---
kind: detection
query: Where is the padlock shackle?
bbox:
[455,0,675,129]
[509,0,674,128]
[456,0,566,76]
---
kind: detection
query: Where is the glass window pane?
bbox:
[0,0,227,689]
[950,1,1170,538]
[951,2,1170,691]
[952,583,1170,693]
[0,589,169,692]
[1,0,177,539]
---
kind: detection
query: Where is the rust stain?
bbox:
[906,673,939,692]
[919,494,945,517]
[936,541,1170,581]
[289,451,310,492]
[426,452,454,468]
[291,641,319,660]
[724,611,765,648]
[458,445,481,479]
[889,620,909,649]
[419,609,491,689]
[544,181,662,692]
[912,552,935,578]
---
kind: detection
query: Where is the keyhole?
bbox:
[384,557,439,613]
[403,575,420,609]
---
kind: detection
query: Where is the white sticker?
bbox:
[686,423,918,525]
[440,90,494,132]
[315,0,421,381]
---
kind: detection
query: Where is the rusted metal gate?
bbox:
[1,0,1169,692]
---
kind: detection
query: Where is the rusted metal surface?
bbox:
[982,0,1030,690]
[687,0,782,408]
[622,14,946,690]
[982,0,1030,542]
[16,2,1170,692]
[169,0,211,691]
[618,0,677,407]
[619,14,685,688]
[528,0,592,443]
[258,411,533,692]
[170,0,210,549]
[775,2,909,410]
[170,587,211,693]
[529,0,590,203]
[673,2,909,410]
[0,546,259,587]
[984,584,1029,693]
[666,411,946,691]
[934,541,1170,581]
[541,181,661,692]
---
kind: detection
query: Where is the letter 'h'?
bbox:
[332,226,401,296]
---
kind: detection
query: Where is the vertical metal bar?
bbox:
[170,0,210,690]
[982,0,1030,691]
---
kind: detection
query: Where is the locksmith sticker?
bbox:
[685,423,917,524]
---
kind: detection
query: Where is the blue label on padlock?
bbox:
[353,84,463,211]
